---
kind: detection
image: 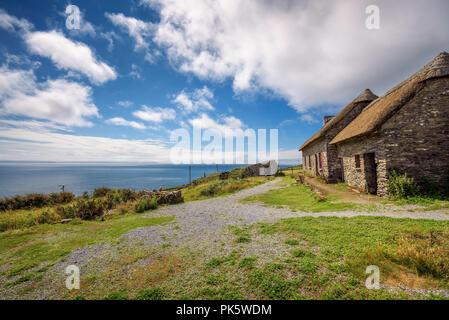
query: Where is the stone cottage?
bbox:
[299,89,378,182]
[329,52,449,196]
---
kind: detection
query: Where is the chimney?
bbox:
[323,116,335,126]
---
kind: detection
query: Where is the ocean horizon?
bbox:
[0,162,293,198]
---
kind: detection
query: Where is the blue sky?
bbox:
[0,0,448,164]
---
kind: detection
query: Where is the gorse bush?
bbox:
[0,192,75,211]
[92,187,114,198]
[135,197,158,213]
[56,198,104,220]
[387,171,420,199]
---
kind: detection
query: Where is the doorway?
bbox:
[363,153,377,194]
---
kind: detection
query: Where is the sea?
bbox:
[0,163,289,198]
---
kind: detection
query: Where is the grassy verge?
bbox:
[0,213,174,288]
[152,217,448,300]
[242,176,377,212]
[182,176,271,202]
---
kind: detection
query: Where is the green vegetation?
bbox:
[135,197,158,213]
[183,216,448,300]
[0,192,75,212]
[0,187,169,232]
[0,213,174,286]
[243,176,376,212]
[182,168,271,202]
[135,287,164,300]
[387,171,420,199]
[387,171,449,210]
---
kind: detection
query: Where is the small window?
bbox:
[355,154,361,169]
[308,156,312,169]
[319,153,322,169]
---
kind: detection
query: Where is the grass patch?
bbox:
[135,287,164,300]
[0,214,174,280]
[182,176,271,202]
[239,257,257,269]
[243,177,374,212]
[285,239,299,246]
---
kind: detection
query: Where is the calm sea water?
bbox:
[0,163,250,198]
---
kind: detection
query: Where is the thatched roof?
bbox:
[330,52,449,145]
[299,89,378,150]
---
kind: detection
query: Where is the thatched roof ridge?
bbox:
[299,89,378,150]
[330,52,449,145]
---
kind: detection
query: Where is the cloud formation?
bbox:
[172,86,214,113]
[106,117,146,129]
[106,12,154,62]
[25,30,117,84]
[133,105,176,123]
[142,0,449,112]
[0,66,99,127]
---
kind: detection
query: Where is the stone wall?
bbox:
[302,100,372,182]
[381,77,449,185]
[337,135,388,196]
[335,77,449,196]
[302,138,328,179]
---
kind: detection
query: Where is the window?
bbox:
[319,153,322,169]
[308,156,312,169]
[355,154,361,169]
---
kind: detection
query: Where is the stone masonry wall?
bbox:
[336,77,449,196]
[337,135,388,196]
[381,77,449,184]
[302,139,328,179]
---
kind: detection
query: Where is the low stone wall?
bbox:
[140,190,184,204]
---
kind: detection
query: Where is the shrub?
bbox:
[135,287,164,300]
[50,192,75,204]
[387,170,420,199]
[135,197,158,213]
[37,210,59,224]
[93,187,113,198]
[117,189,138,202]
[74,199,105,220]
[56,199,104,220]
[0,192,75,211]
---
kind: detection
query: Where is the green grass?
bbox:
[394,196,449,211]
[182,176,271,202]
[243,176,376,212]
[181,216,448,300]
[0,213,174,282]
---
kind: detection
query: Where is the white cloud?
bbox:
[0,10,117,85]
[0,66,99,127]
[129,63,142,79]
[0,121,171,162]
[106,12,154,62]
[0,9,32,32]
[299,114,318,124]
[100,31,121,52]
[24,30,117,84]
[188,113,244,136]
[133,105,176,123]
[106,117,146,129]
[144,0,449,112]
[117,100,133,107]
[172,86,214,113]
[0,66,35,100]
